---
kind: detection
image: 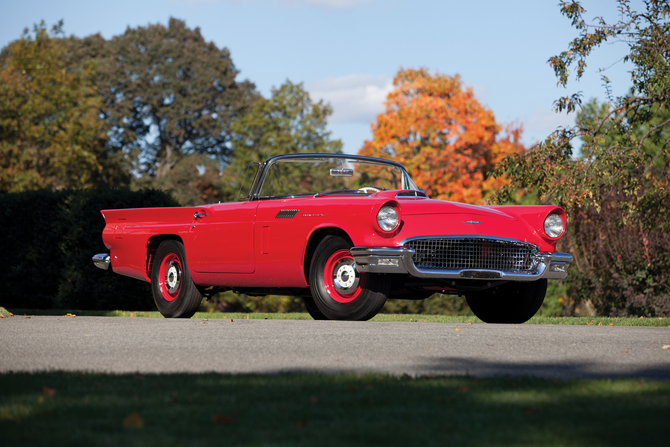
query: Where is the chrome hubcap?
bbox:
[333,261,359,293]
[165,261,181,293]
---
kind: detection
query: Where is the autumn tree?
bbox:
[359,68,523,204]
[66,18,258,180]
[0,22,120,192]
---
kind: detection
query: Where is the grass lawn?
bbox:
[1,372,669,447]
[5,307,670,327]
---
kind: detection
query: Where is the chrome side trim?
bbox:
[350,246,574,281]
[92,253,111,270]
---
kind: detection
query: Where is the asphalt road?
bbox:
[1,316,669,380]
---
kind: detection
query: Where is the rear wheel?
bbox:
[151,240,202,318]
[309,235,389,321]
[466,279,547,324]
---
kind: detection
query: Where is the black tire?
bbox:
[309,235,389,321]
[151,240,202,318]
[465,279,547,324]
[302,295,330,320]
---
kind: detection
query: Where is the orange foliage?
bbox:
[359,68,524,204]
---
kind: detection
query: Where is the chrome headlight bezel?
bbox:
[377,205,399,232]
[544,213,564,238]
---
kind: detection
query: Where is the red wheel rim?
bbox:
[158,253,182,301]
[323,249,363,303]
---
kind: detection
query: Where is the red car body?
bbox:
[93,153,573,322]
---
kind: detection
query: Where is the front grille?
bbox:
[403,238,539,272]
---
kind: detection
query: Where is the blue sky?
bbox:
[1,0,635,153]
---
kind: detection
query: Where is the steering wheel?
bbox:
[358,186,381,193]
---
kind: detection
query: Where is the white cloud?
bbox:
[308,74,393,123]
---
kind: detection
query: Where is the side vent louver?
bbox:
[275,209,299,219]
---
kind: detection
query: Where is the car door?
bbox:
[187,201,259,273]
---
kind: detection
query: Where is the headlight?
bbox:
[377,206,399,232]
[544,214,564,238]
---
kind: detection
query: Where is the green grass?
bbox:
[6,308,670,326]
[1,372,668,447]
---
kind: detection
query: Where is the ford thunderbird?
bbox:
[93,153,573,323]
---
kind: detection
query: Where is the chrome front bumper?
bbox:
[350,246,573,281]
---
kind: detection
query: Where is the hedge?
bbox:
[0,189,178,310]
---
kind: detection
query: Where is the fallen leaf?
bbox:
[294,420,305,428]
[458,386,468,393]
[42,386,56,397]
[211,415,232,424]
[597,322,602,326]
[64,313,76,317]
[662,345,670,349]
[609,323,614,326]
[620,351,629,353]
[25,316,31,319]
[123,412,144,428]
[455,328,460,331]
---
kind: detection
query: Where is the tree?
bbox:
[493,1,670,317]
[495,0,670,216]
[358,68,524,204]
[0,22,115,192]
[67,18,258,179]
[223,80,342,200]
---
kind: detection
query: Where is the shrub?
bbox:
[567,180,670,317]
[0,189,177,310]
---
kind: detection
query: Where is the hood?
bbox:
[396,198,517,221]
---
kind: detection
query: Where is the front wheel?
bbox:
[151,240,202,318]
[309,235,389,321]
[466,279,547,324]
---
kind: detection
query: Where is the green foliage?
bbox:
[0,22,127,192]
[381,295,474,316]
[66,18,258,180]
[495,0,670,215]
[493,1,670,317]
[200,291,306,313]
[0,189,177,310]
[225,80,342,200]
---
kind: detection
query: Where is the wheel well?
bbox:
[303,227,352,285]
[146,234,184,278]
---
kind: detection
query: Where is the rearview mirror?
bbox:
[330,168,354,177]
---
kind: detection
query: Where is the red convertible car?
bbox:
[93,153,573,323]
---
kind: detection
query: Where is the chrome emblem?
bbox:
[463,220,481,224]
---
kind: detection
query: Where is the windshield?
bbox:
[257,157,417,199]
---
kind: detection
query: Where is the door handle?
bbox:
[194,211,207,219]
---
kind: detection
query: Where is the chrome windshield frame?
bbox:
[250,153,417,200]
